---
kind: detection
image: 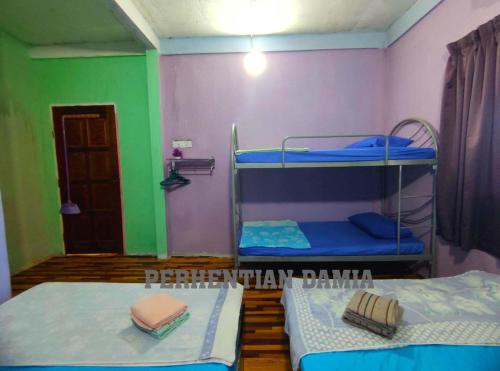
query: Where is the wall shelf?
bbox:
[168,158,215,175]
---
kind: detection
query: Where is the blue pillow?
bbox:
[345,136,380,148]
[345,135,413,148]
[348,212,413,239]
[386,135,414,147]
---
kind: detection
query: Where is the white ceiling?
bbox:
[0,0,437,56]
[0,0,135,45]
[131,0,418,38]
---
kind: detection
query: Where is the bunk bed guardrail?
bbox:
[280,133,385,168]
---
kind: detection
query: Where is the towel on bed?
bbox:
[131,292,187,329]
[0,282,243,368]
[342,291,402,338]
[282,271,500,371]
[132,311,190,339]
[240,220,311,249]
[130,310,187,331]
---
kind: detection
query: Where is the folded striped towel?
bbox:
[342,291,403,339]
[131,293,187,330]
[132,311,190,339]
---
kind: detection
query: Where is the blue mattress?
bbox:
[235,147,435,163]
[239,221,424,256]
[300,345,500,371]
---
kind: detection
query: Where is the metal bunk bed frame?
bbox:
[231,118,439,277]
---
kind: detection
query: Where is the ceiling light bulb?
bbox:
[244,49,267,77]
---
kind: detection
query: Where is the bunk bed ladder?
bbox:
[391,118,439,278]
[394,163,438,277]
[383,163,436,277]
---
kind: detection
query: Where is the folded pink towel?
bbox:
[130,311,187,331]
[131,293,187,330]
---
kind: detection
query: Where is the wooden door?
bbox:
[52,106,123,254]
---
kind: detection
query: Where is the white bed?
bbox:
[282,271,500,371]
[0,282,243,371]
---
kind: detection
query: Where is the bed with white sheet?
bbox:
[0,282,243,371]
[281,271,500,371]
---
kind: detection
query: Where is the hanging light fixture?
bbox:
[244,36,267,77]
[243,0,267,77]
[59,116,81,215]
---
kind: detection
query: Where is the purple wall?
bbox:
[161,50,386,255]
[160,0,500,275]
[385,0,500,275]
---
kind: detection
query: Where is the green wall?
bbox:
[0,32,167,273]
[145,50,167,259]
[0,32,62,273]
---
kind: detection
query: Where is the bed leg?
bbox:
[429,260,436,278]
[235,305,245,371]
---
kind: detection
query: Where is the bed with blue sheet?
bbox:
[0,282,243,371]
[235,147,436,164]
[235,134,436,164]
[239,214,424,256]
[282,271,500,371]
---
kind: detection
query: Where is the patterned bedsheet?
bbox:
[281,271,500,370]
[240,220,311,249]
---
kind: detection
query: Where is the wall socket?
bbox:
[172,139,192,148]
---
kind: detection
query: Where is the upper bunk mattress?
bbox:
[239,221,424,256]
[235,147,436,163]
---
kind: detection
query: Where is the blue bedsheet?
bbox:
[239,221,424,256]
[300,345,500,371]
[235,147,436,163]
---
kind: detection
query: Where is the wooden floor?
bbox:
[11,256,292,370]
[11,256,421,371]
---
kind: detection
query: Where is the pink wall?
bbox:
[161,50,386,255]
[385,0,500,275]
[160,0,500,275]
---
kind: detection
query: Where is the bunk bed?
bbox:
[231,118,439,276]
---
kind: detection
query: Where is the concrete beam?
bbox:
[106,0,160,50]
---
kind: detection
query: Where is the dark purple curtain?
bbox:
[438,15,500,258]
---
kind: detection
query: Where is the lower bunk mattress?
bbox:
[239,221,424,256]
[0,282,243,371]
[281,271,500,371]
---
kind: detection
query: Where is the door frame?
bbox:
[51,103,125,255]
